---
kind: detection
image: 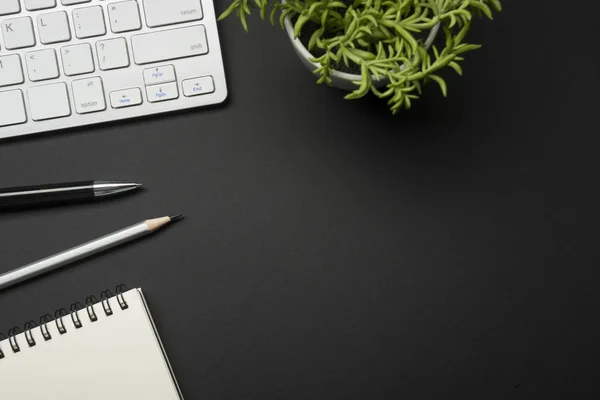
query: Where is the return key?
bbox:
[143,0,203,28]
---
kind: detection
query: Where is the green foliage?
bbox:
[219,0,502,113]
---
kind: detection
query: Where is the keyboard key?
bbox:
[97,38,130,70]
[25,0,57,11]
[110,88,142,109]
[27,82,71,121]
[1,17,36,50]
[61,43,95,76]
[131,25,208,65]
[73,6,106,39]
[143,0,203,28]
[146,82,178,103]
[0,55,25,88]
[62,0,91,5]
[108,1,142,33]
[143,65,176,86]
[183,76,215,97]
[37,11,71,44]
[26,49,60,82]
[72,76,106,114]
[0,0,21,16]
[0,90,27,127]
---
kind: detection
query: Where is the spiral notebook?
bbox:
[0,287,184,399]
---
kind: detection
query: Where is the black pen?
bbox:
[0,181,142,209]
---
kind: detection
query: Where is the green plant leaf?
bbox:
[345,16,358,37]
[469,1,493,19]
[348,47,376,61]
[254,0,265,19]
[239,9,249,31]
[429,74,447,96]
[489,0,503,11]
[328,1,347,9]
[308,27,325,50]
[448,61,463,75]
[294,13,311,37]
[455,20,470,44]
[270,3,279,25]
[345,64,372,100]
[218,0,240,21]
[454,43,482,55]
[307,1,323,18]
[393,25,417,53]
[449,13,456,28]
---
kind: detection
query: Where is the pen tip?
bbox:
[169,214,184,222]
[135,183,143,188]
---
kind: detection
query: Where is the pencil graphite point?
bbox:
[144,215,182,231]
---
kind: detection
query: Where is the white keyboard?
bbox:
[0,0,227,140]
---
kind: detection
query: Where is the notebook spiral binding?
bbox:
[0,285,130,359]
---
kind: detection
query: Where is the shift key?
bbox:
[132,25,208,65]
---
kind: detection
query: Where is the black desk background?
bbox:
[1,1,599,398]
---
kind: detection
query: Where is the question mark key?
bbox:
[96,38,130,71]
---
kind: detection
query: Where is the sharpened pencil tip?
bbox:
[169,214,184,221]
[135,183,143,188]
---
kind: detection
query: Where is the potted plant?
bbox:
[219,0,502,113]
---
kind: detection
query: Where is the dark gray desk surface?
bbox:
[1,1,599,398]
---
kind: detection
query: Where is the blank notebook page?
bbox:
[0,288,183,399]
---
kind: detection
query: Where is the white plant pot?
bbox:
[284,16,441,92]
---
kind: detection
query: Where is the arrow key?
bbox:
[143,65,176,86]
[183,76,215,97]
[110,88,143,109]
[146,82,178,103]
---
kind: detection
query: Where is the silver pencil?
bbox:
[0,214,183,291]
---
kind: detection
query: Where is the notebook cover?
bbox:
[0,288,184,399]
